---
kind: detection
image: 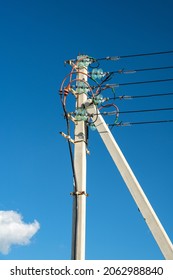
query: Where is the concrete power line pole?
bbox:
[71,56,89,260]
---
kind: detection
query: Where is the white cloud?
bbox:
[0,210,40,254]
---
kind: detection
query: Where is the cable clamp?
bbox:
[70,191,89,197]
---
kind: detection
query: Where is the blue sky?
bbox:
[0,0,173,260]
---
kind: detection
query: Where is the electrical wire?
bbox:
[59,98,77,191]
[120,50,173,59]
[100,107,173,115]
[59,94,79,260]
[101,78,173,89]
[109,65,173,75]
[107,92,173,100]
[109,119,173,127]
[94,50,173,62]
[99,103,119,124]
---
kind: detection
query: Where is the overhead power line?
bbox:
[95,50,173,61]
[110,65,173,75]
[119,78,173,86]
[100,107,173,116]
[108,92,173,100]
[109,119,173,127]
[102,78,173,88]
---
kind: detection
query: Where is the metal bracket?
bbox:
[70,191,89,197]
[67,114,76,123]
[60,132,74,143]
[70,88,77,97]
[60,132,90,154]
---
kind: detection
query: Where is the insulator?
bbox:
[76,81,89,94]
[77,56,92,68]
[75,108,88,121]
[93,94,103,105]
[89,123,97,131]
[91,68,104,80]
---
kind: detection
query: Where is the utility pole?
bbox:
[86,101,173,260]
[71,56,89,260]
[60,54,173,260]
